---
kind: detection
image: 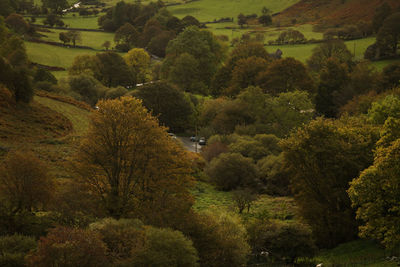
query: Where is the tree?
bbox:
[133,81,193,133]
[0,234,36,267]
[59,32,70,45]
[0,151,53,213]
[227,42,270,69]
[27,227,109,267]
[205,152,259,191]
[42,0,68,14]
[307,39,353,72]
[163,26,225,89]
[257,57,314,95]
[90,218,145,263]
[315,58,349,118]
[147,30,176,57]
[376,12,400,58]
[247,219,316,264]
[381,62,400,90]
[281,117,378,248]
[232,189,257,213]
[349,117,400,249]
[68,74,105,106]
[93,52,133,87]
[129,227,199,267]
[228,56,269,96]
[67,30,81,47]
[372,2,392,33]
[0,0,14,17]
[168,52,205,93]
[69,54,97,76]
[183,211,250,267]
[257,154,290,196]
[124,48,151,85]
[367,95,400,125]
[258,14,272,26]
[102,40,111,50]
[73,97,195,223]
[5,13,29,35]
[237,13,246,28]
[114,23,139,51]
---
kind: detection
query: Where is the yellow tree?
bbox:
[124,48,151,85]
[73,97,195,225]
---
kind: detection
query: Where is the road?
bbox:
[177,137,202,153]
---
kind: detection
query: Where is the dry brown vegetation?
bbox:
[276,0,400,26]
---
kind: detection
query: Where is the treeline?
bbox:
[97,1,203,56]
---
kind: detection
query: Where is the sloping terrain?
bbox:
[275,0,400,25]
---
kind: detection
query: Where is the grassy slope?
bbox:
[168,0,300,22]
[314,240,397,267]
[39,29,115,50]
[37,13,103,29]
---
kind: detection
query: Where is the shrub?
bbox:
[129,227,199,267]
[205,152,259,191]
[104,86,128,99]
[0,234,36,267]
[27,226,109,267]
[247,219,316,264]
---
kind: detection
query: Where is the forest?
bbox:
[0,0,400,266]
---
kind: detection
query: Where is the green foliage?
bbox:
[0,234,36,267]
[307,39,353,72]
[114,23,139,51]
[42,0,68,13]
[124,48,151,84]
[163,26,225,91]
[183,210,250,267]
[247,219,316,264]
[257,154,290,196]
[349,117,400,249]
[281,117,379,248]
[129,227,199,267]
[93,52,133,87]
[27,226,109,267]
[90,218,145,263]
[205,152,259,191]
[68,74,105,106]
[372,2,392,33]
[133,81,193,132]
[315,58,350,118]
[368,95,400,124]
[104,86,128,100]
[257,57,315,95]
[381,62,400,90]
[228,134,280,161]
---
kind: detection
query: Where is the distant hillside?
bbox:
[275,0,400,26]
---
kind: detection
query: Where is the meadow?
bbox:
[39,29,115,50]
[37,13,103,29]
[168,0,299,22]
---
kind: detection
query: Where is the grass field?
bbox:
[193,181,297,221]
[37,13,103,29]
[168,0,299,22]
[25,41,98,69]
[313,240,398,267]
[40,29,115,50]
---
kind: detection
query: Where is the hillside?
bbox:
[275,0,400,25]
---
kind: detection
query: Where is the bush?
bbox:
[90,218,145,263]
[68,74,105,106]
[27,226,109,267]
[257,154,290,196]
[247,219,316,264]
[205,152,259,191]
[0,234,36,267]
[129,227,199,267]
[182,211,250,267]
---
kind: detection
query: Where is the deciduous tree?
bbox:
[73,97,195,224]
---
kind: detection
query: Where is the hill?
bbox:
[275,0,400,26]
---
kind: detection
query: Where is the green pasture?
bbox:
[37,12,103,29]
[372,59,400,71]
[313,240,398,267]
[193,182,297,221]
[25,41,98,69]
[168,0,299,22]
[39,29,115,50]
[265,37,376,63]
